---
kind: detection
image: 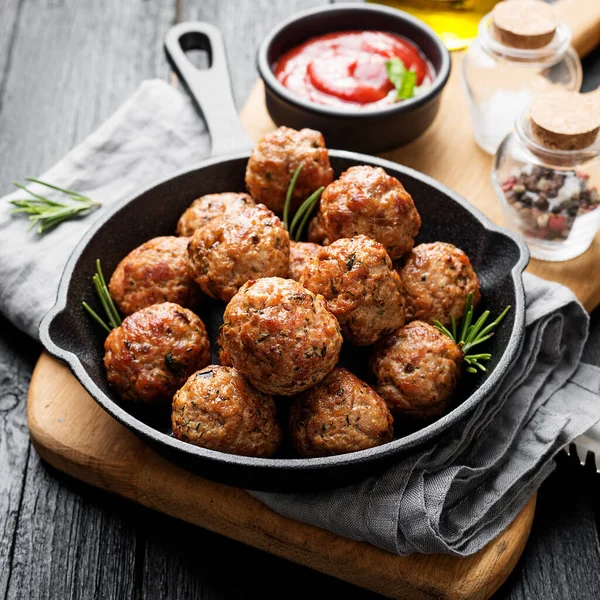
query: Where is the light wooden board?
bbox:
[28,352,536,600]
[240,0,600,312]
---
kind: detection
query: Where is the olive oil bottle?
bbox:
[369,0,501,51]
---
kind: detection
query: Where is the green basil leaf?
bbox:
[398,70,417,100]
[385,58,406,93]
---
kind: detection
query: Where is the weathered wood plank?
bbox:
[0,0,177,196]
[0,315,38,600]
[0,1,177,598]
[492,455,600,600]
[5,462,139,600]
[140,509,382,599]
[176,0,326,109]
[0,0,23,103]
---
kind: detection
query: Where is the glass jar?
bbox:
[462,13,582,155]
[492,110,600,262]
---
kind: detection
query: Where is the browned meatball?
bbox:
[172,366,282,457]
[398,242,481,326]
[307,212,330,245]
[314,165,421,259]
[289,368,394,458]
[176,192,255,237]
[187,204,290,302]
[109,236,201,316]
[300,235,405,346]
[289,240,320,282]
[104,302,211,406]
[245,126,334,215]
[220,277,342,396]
[370,321,463,420]
[216,328,233,367]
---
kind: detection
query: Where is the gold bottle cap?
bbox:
[492,0,557,49]
[529,90,600,151]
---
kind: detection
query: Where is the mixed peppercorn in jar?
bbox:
[493,90,600,261]
[500,167,599,242]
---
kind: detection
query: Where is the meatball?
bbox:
[307,212,330,245]
[300,235,405,346]
[220,277,342,396]
[245,126,334,215]
[187,204,290,302]
[172,366,282,457]
[216,328,233,367]
[398,242,481,326]
[104,302,211,406]
[176,192,255,237]
[109,236,202,316]
[314,165,421,259]
[289,368,394,458]
[370,321,463,420]
[289,240,320,282]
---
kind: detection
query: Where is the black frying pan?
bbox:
[39,22,529,492]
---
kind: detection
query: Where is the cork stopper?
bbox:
[529,90,600,151]
[492,0,557,49]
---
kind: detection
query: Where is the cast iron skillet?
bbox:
[39,22,529,492]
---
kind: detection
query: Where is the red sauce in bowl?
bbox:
[273,31,434,108]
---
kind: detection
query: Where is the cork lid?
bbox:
[492,0,557,49]
[529,90,600,151]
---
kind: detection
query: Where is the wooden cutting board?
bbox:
[29,353,536,600]
[27,2,600,599]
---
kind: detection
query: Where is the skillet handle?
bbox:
[164,22,255,157]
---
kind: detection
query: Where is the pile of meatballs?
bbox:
[103,126,481,459]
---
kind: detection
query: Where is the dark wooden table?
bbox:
[1,1,600,598]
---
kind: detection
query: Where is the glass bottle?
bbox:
[462,12,582,155]
[370,0,501,51]
[492,109,600,262]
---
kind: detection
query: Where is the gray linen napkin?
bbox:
[1,80,599,557]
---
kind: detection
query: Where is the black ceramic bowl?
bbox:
[258,3,451,153]
[39,21,527,493]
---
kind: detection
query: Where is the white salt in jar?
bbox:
[462,0,581,155]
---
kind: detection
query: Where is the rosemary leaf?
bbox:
[291,187,324,241]
[476,304,512,340]
[434,291,510,376]
[83,259,122,334]
[10,178,100,234]
[82,302,112,334]
[25,177,90,200]
[464,310,490,346]
[283,164,303,231]
[433,320,455,341]
[462,332,495,354]
[458,292,474,343]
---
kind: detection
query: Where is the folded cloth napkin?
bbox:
[1,79,599,557]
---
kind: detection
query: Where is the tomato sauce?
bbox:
[273,31,434,108]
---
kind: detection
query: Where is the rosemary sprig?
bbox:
[434,292,511,374]
[290,186,324,242]
[10,178,100,234]
[82,259,122,333]
[283,164,303,231]
[283,164,324,241]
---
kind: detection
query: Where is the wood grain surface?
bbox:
[239,0,600,311]
[28,352,536,600]
[2,1,600,600]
